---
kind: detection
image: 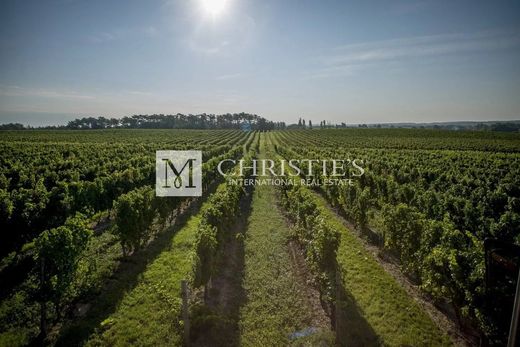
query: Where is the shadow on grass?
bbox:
[190,185,254,347]
[334,269,381,346]
[54,182,221,347]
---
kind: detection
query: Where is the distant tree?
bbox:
[65,113,275,130]
[491,123,520,132]
[308,120,312,129]
[0,123,26,130]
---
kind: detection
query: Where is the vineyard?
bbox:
[0,128,519,346]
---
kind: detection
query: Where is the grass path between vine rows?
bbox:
[238,133,333,346]
[320,190,452,345]
[268,132,453,346]
[81,213,199,346]
[69,177,240,346]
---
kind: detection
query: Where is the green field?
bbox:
[1,128,519,346]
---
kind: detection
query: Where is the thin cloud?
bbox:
[309,30,520,78]
[143,26,158,37]
[215,73,243,80]
[303,65,362,80]
[88,26,159,43]
[87,31,123,44]
[327,31,520,66]
[389,1,433,16]
[0,85,94,99]
[123,90,154,96]
[188,39,230,55]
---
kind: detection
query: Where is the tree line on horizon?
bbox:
[0,113,286,131]
[2,115,520,132]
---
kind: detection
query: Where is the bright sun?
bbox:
[200,0,229,18]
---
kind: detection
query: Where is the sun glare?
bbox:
[200,0,229,18]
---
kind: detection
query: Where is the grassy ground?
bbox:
[49,197,201,346]
[267,132,452,346]
[238,134,332,346]
[82,213,199,346]
[310,190,453,346]
[64,195,217,346]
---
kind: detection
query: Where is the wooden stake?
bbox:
[181,280,190,346]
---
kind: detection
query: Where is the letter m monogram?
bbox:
[156,151,202,197]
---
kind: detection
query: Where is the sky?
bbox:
[0,0,519,126]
